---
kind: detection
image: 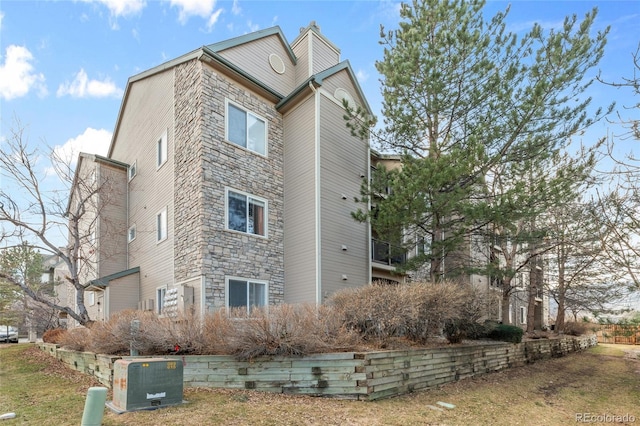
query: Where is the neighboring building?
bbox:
[61,22,374,320]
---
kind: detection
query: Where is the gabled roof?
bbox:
[65,152,129,215]
[207,26,297,65]
[276,60,372,115]
[87,266,140,291]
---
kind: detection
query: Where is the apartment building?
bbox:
[66,22,374,320]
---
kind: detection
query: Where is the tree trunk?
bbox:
[501,277,512,324]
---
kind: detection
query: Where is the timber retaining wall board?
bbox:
[38,335,596,400]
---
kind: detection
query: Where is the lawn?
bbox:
[1,343,638,425]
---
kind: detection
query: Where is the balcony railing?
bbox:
[371,238,406,266]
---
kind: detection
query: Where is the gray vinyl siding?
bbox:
[283,96,318,304]
[217,34,295,96]
[107,273,140,316]
[318,94,369,298]
[109,68,175,309]
[309,32,340,76]
[96,163,128,278]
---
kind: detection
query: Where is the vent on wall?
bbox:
[269,53,285,74]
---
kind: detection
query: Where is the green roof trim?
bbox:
[276,60,372,115]
[207,26,297,65]
[88,266,140,289]
[201,45,285,100]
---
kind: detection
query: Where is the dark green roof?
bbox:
[88,267,140,289]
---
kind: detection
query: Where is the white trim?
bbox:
[128,160,137,181]
[224,187,268,238]
[127,224,136,243]
[224,98,268,157]
[156,207,168,243]
[156,130,168,169]
[312,83,321,305]
[225,276,269,313]
[156,286,167,315]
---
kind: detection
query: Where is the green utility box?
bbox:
[107,358,184,413]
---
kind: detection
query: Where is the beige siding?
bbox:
[110,68,175,308]
[318,69,364,111]
[291,32,311,85]
[283,96,318,304]
[97,162,128,278]
[217,34,296,96]
[318,94,369,298]
[107,273,140,317]
[309,32,340,76]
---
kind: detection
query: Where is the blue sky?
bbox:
[0,0,638,185]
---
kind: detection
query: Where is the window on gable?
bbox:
[157,131,167,168]
[156,208,168,242]
[227,278,267,313]
[128,225,136,243]
[226,102,266,155]
[128,161,137,181]
[226,189,266,237]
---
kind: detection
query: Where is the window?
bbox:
[226,277,267,313]
[226,189,266,236]
[157,130,167,168]
[156,287,166,314]
[520,306,527,324]
[128,161,137,181]
[226,101,266,155]
[156,208,167,242]
[128,225,136,243]
[88,292,95,306]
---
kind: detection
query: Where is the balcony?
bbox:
[371,239,406,266]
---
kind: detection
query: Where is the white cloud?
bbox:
[231,0,241,15]
[356,69,369,83]
[57,69,123,98]
[206,8,223,31]
[169,0,222,25]
[0,45,48,101]
[0,11,4,30]
[79,0,146,18]
[47,128,112,174]
[246,19,259,33]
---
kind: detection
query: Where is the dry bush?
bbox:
[201,308,236,354]
[87,310,161,355]
[142,309,205,355]
[58,327,92,351]
[330,281,477,344]
[42,328,67,344]
[223,304,362,361]
[562,321,589,336]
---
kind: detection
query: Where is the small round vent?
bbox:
[269,53,285,74]
[334,88,354,106]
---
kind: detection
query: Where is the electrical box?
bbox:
[107,358,184,413]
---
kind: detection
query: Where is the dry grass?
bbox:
[2,343,638,425]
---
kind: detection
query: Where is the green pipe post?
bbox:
[81,386,108,426]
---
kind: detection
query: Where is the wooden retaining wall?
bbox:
[37,335,596,401]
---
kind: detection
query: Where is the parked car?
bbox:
[0,326,19,343]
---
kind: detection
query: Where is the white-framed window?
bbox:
[520,306,527,324]
[508,303,513,324]
[226,189,267,237]
[156,287,166,314]
[88,292,95,306]
[128,160,137,181]
[225,100,267,156]
[157,130,168,168]
[225,277,268,313]
[156,207,168,243]
[128,225,136,243]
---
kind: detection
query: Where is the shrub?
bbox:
[329,281,478,344]
[42,328,67,344]
[88,310,162,355]
[488,324,524,343]
[562,321,589,336]
[58,327,91,351]
[223,304,362,361]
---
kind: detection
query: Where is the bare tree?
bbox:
[0,119,124,326]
